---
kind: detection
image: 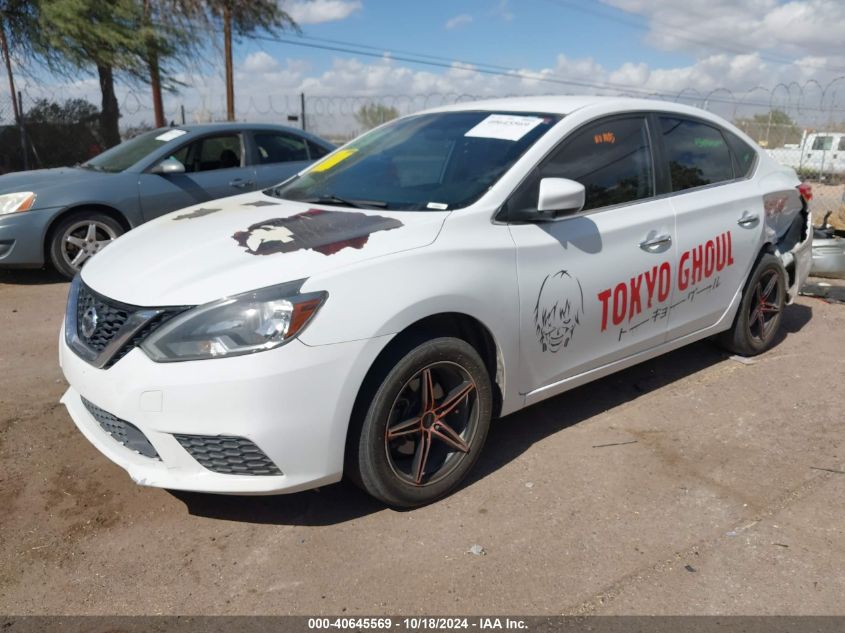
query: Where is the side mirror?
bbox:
[150,157,185,175]
[537,177,585,217]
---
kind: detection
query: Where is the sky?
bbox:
[2,0,845,134]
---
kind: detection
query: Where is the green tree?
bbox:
[154,0,297,121]
[0,1,41,125]
[355,103,400,131]
[37,0,150,148]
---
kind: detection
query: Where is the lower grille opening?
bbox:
[174,435,282,476]
[81,397,160,460]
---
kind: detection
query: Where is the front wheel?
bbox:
[718,253,786,356]
[49,212,124,279]
[350,337,493,508]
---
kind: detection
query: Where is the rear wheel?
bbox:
[49,212,124,279]
[718,253,786,356]
[350,337,492,508]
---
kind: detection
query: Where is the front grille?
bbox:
[69,280,188,368]
[76,284,131,352]
[174,435,282,476]
[81,397,160,459]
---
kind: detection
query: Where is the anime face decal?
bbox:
[534,270,584,353]
[232,209,403,256]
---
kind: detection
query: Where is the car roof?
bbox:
[156,122,325,139]
[425,95,722,120]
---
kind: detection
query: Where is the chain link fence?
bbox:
[2,83,844,228]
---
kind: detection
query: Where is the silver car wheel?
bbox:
[61,220,119,271]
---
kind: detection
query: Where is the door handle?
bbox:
[229,179,254,189]
[639,234,672,252]
[737,212,759,227]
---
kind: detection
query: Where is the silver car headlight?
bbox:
[140,281,327,362]
[0,192,37,215]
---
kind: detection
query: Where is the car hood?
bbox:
[81,191,449,306]
[0,167,110,195]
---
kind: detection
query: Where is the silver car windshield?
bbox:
[269,111,560,211]
[82,129,181,173]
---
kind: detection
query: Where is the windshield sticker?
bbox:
[311,148,358,173]
[464,114,545,142]
[155,129,187,142]
[426,202,449,210]
[534,271,584,353]
[232,209,403,256]
[172,206,222,221]
[593,131,616,145]
[694,138,724,148]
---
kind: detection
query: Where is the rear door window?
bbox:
[254,132,309,164]
[724,131,757,178]
[658,117,734,192]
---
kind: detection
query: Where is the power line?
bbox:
[249,32,845,113]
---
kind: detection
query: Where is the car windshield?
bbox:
[269,111,560,211]
[82,128,186,173]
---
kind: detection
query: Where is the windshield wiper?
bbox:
[303,194,388,209]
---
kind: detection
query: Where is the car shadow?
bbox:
[0,268,67,285]
[172,303,812,526]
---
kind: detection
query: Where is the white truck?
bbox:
[767,131,845,178]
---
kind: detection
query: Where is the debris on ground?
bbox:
[592,440,638,449]
[810,466,845,475]
[800,283,845,304]
[684,564,697,573]
[729,355,758,365]
[467,544,486,556]
[525,482,534,489]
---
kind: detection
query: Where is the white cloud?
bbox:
[284,0,362,25]
[445,14,473,29]
[599,0,845,59]
[493,0,514,22]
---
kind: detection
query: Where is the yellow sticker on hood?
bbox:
[312,148,358,172]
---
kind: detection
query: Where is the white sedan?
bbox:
[59,96,812,507]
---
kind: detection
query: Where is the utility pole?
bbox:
[223,3,234,121]
[300,92,306,131]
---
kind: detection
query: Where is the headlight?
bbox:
[141,280,326,362]
[0,192,37,216]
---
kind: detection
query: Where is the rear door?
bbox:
[655,115,763,339]
[506,115,677,398]
[137,132,257,220]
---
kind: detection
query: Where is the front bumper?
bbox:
[0,207,62,267]
[59,329,387,494]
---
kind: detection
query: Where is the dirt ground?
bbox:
[0,268,843,616]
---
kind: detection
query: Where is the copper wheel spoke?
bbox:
[412,432,432,484]
[760,302,780,314]
[420,368,435,412]
[762,273,778,299]
[387,416,422,440]
[431,421,470,453]
[433,380,474,418]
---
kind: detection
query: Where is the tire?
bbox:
[350,337,493,508]
[718,253,786,356]
[48,212,124,279]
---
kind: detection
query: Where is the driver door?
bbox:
[505,115,677,401]
[137,133,257,221]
